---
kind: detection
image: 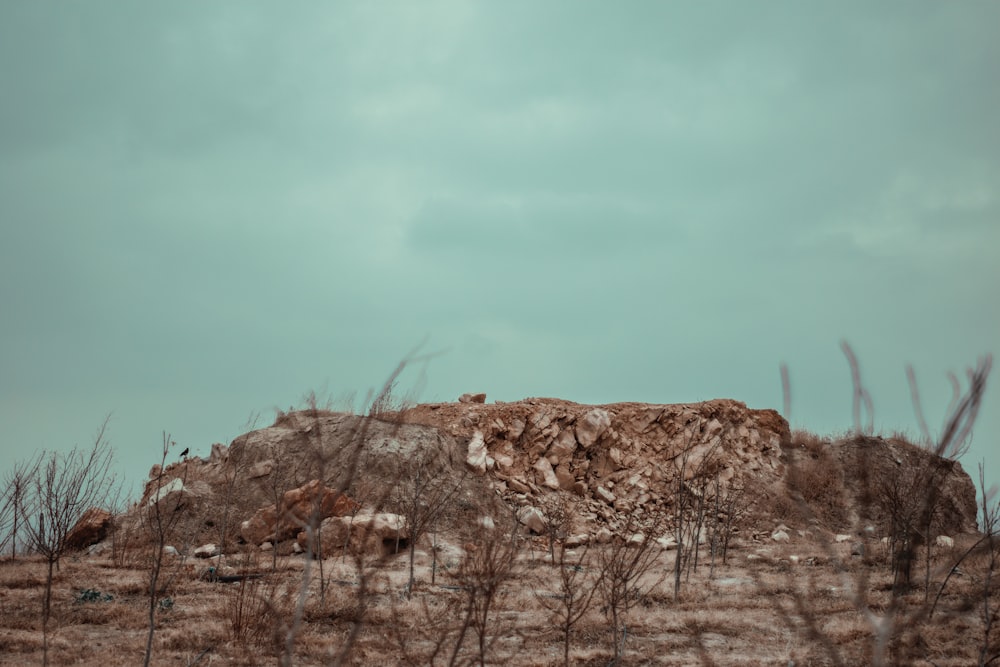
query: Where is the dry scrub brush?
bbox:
[776,344,994,666]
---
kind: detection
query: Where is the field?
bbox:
[0,530,993,666]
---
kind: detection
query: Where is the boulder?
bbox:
[307,512,409,558]
[65,507,112,551]
[771,530,790,543]
[575,409,611,448]
[935,535,955,549]
[466,431,488,473]
[517,506,547,534]
[533,457,560,490]
[596,486,616,504]
[240,479,359,545]
[194,543,219,558]
[547,430,578,463]
[459,393,487,404]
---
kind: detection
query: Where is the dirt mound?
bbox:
[122,396,979,554]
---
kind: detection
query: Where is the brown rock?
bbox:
[307,512,409,558]
[65,508,112,551]
[459,393,487,404]
[240,479,359,545]
[555,464,575,490]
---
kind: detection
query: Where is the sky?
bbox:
[1,2,997,504]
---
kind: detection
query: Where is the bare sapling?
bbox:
[141,432,191,667]
[22,415,116,667]
[975,464,1000,665]
[280,351,430,667]
[533,499,601,667]
[448,507,522,667]
[391,450,465,598]
[0,452,41,559]
[671,428,721,600]
[597,507,667,664]
[538,493,570,563]
[775,344,992,667]
[255,444,294,571]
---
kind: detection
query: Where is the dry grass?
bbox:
[0,531,992,667]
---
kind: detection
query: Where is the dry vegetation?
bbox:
[0,529,996,666]
[2,348,997,666]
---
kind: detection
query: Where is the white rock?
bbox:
[656,536,678,550]
[575,409,611,448]
[466,431,488,473]
[935,535,955,548]
[259,542,273,552]
[517,506,547,534]
[194,543,219,559]
[163,545,179,557]
[533,457,560,490]
[596,486,616,504]
[771,530,790,543]
[834,534,852,543]
[146,478,185,507]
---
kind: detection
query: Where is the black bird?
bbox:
[180,447,189,458]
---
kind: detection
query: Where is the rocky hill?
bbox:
[128,395,979,555]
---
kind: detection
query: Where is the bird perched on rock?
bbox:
[180,447,189,458]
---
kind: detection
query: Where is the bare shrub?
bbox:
[226,549,294,651]
[533,527,601,666]
[21,416,117,667]
[784,432,848,528]
[448,509,522,667]
[0,452,41,559]
[389,451,465,598]
[140,432,194,667]
[597,508,667,664]
[775,345,992,667]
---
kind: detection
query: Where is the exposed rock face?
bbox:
[123,395,980,554]
[66,508,112,551]
[240,479,359,545]
[403,397,791,539]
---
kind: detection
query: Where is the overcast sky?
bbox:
[1,2,997,501]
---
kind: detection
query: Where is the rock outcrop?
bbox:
[240,479,359,545]
[121,395,979,555]
[304,512,409,558]
[66,507,112,551]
